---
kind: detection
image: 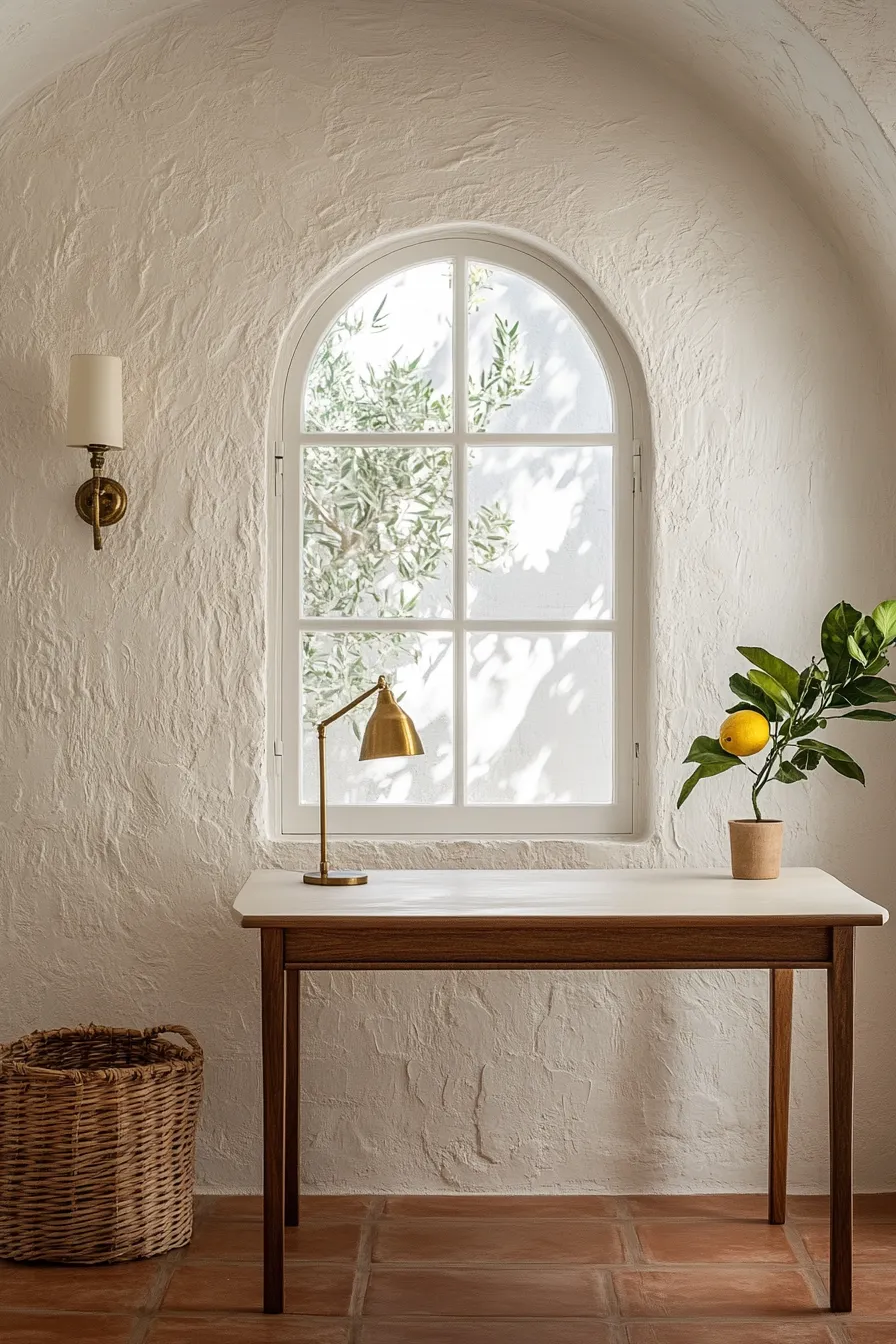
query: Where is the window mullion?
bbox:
[453,254,468,808]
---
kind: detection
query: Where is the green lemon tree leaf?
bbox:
[737,647,800,701]
[835,677,896,706]
[775,761,807,783]
[795,666,823,711]
[848,676,896,703]
[796,739,865,785]
[747,669,794,713]
[847,635,867,667]
[871,600,896,645]
[684,735,741,766]
[729,673,780,722]
[840,708,896,721]
[825,756,866,784]
[821,601,863,683]
[677,766,704,808]
[676,757,742,808]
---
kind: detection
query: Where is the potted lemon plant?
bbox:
[677,599,896,878]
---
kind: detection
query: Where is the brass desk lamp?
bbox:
[303,676,424,886]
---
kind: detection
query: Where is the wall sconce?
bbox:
[66,354,127,551]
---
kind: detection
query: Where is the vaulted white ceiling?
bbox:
[3,0,895,327]
[0,0,883,149]
[0,1,187,116]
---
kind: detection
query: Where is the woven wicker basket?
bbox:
[0,1024,203,1264]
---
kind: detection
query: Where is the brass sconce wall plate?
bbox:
[74,448,128,551]
[74,479,128,527]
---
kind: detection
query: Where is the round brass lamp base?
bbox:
[303,871,368,886]
[75,478,128,528]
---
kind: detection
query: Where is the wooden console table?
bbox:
[234,867,888,1314]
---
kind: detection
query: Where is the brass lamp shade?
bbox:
[359,685,424,761]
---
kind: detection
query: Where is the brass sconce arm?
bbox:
[74,446,128,551]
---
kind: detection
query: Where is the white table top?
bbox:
[234,867,888,927]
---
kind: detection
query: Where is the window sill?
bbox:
[265,831,656,852]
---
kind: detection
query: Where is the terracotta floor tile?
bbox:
[162,1262,354,1315]
[383,1195,618,1219]
[0,1315,137,1342]
[636,1219,796,1263]
[829,1266,896,1316]
[147,1317,350,1342]
[187,1218,360,1261]
[201,1196,373,1222]
[0,1260,160,1312]
[363,1266,610,1317]
[626,1194,769,1220]
[360,1322,614,1343]
[373,1217,625,1264]
[845,1328,896,1343]
[792,1195,896,1221]
[614,1267,817,1317]
[625,1326,836,1343]
[800,1221,896,1264]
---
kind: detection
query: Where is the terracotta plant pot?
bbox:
[728,819,784,880]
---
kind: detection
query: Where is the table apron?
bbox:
[283,924,831,969]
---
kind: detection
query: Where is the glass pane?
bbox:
[467,632,613,803]
[467,444,613,619]
[467,264,612,433]
[301,631,453,804]
[302,444,453,619]
[304,262,453,432]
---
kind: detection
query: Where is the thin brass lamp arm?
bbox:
[317,675,387,730]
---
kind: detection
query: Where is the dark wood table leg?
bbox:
[285,969,301,1227]
[768,968,793,1224]
[261,928,286,1314]
[828,926,855,1312]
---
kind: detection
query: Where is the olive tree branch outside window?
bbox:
[301,267,533,728]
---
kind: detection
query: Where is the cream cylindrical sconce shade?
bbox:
[66,355,123,449]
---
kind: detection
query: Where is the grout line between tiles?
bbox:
[615,1195,646,1268]
[783,1216,831,1306]
[347,1195,384,1342]
[786,1220,856,1344]
[125,1197,213,1344]
[608,1198,636,1344]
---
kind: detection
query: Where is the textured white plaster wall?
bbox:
[785,0,896,137]
[1,0,895,1193]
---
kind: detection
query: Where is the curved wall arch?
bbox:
[4,0,896,339]
[0,0,894,1191]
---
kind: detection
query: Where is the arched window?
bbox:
[274,233,642,837]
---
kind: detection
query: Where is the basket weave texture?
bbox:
[0,1023,203,1264]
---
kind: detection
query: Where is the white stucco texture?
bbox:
[1,0,895,1193]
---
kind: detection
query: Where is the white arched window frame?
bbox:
[271,232,645,838]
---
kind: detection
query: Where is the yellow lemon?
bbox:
[719,709,770,757]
